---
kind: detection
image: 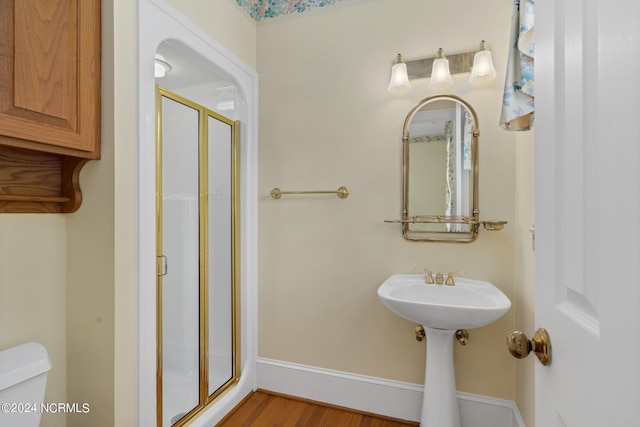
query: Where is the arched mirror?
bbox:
[395,95,481,242]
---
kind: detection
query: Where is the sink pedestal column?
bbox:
[422,327,461,427]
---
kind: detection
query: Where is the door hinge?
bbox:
[157,255,168,276]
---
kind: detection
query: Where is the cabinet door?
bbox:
[0,0,100,157]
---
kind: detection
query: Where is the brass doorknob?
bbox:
[506,328,552,366]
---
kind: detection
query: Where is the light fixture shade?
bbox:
[388,54,411,93]
[469,42,497,84]
[429,54,453,90]
[155,53,172,78]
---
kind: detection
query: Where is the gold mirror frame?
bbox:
[401,94,480,242]
[155,86,241,427]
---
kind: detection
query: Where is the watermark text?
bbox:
[1,402,90,414]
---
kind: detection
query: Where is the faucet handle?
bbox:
[424,270,435,284]
[445,273,456,286]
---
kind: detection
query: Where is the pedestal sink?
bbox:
[377,274,511,427]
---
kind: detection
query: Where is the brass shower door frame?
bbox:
[155,86,241,427]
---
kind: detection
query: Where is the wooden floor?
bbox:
[216,390,418,427]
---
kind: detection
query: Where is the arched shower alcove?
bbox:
[138,1,258,426]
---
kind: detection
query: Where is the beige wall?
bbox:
[64,1,118,426]
[164,0,257,69]
[0,216,68,427]
[515,131,535,426]
[110,0,139,425]
[257,0,518,399]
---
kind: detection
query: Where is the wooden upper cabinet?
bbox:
[0,0,101,213]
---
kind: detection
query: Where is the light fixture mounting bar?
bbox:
[406,51,476,80]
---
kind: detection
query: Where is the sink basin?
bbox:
[378,274,511,426]
[377,273,511,330]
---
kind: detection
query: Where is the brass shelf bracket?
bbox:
[384,216,508,231]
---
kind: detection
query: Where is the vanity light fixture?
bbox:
[428,48,453,90]
[388,54,411,93]
[155,53,172,78]
[468,40,497,84]
[388,40,497,92]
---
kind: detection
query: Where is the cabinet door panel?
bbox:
[0,0,100,156]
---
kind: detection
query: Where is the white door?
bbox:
[535,0,640,425]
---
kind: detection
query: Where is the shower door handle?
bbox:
[157,255,168,276]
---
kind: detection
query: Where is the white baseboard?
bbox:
[257,357,525,427]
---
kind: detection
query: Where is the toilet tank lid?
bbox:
[0,342,52,392]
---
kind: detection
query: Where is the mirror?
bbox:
[400,95,479,242]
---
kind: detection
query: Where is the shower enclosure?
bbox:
[156,87,240,427]
[139,2,258,426]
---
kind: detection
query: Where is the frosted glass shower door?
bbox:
[156,86,240,427]
[158,93,201,427]
[207,113,237,396]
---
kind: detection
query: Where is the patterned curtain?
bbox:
[444,120,454,222]
[499,0,535,131]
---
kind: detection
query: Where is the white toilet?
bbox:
[0,342,52,427]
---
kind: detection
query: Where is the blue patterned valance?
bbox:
[236,0,346,21]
